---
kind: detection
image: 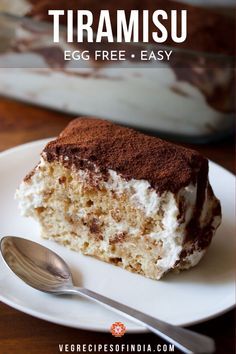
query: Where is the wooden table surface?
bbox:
[0,97,235,354]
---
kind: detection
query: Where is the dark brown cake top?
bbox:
[43,118,208,194]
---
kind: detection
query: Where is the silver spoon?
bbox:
[0,236,215,354]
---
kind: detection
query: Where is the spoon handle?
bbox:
[70,287,215,354]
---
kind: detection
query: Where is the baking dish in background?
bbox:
[0,2,235,143]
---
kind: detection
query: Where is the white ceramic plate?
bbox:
[0,139,235,332]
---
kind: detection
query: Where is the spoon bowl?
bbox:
[0,236,73,292]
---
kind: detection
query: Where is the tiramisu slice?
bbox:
[16,118,221,280]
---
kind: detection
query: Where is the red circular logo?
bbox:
[110,322,126,337]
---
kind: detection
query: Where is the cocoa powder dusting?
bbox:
[44,117,208,195]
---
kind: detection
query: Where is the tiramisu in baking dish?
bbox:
[0,0,235,140]
[16,118,221,280]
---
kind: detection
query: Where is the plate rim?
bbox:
[0,138,235,333]
[0,291,234,333]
